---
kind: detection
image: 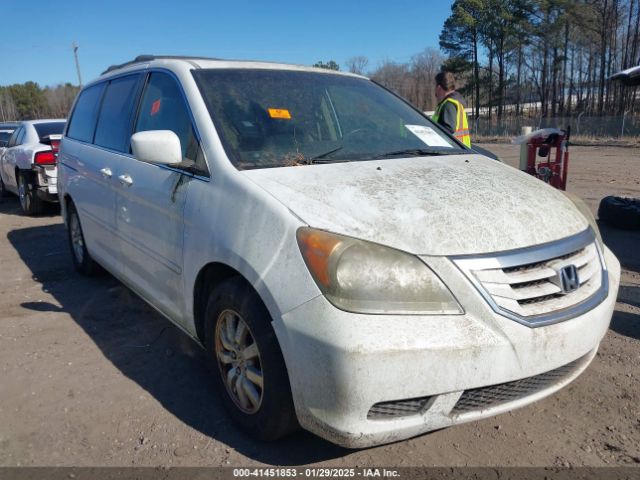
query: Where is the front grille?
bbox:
[452,230,607,326]
[451,354,587,415]
[367,397,432,420]
[474,244,601,316]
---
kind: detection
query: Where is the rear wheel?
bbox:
[204,278,298,441]
[17,171,43,216]
[67,201,101,275]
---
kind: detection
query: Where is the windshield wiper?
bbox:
[373,148,456,159]
[309,146,344,163]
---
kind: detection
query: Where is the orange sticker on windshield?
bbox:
[268,108,291,119]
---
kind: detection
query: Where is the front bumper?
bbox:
[274,247,620,448]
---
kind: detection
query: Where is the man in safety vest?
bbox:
[432,71,471,147]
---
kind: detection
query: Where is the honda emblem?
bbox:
[559,265,580,293]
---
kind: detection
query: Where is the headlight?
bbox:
[563,191,604,252]
[296,228,462,315]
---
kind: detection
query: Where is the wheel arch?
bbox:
[15,166,34,184]
[193,262,266,344]
[61,193,74,223]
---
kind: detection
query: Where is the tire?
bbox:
[67,201,101,275]
[598,196,640,231]
[17,171,44,216]
[204,278,298,441]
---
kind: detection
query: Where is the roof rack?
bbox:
[101,54,222,75]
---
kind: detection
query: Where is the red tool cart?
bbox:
[513,127,571,190]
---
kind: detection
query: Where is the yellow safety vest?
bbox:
[433,97,471,147]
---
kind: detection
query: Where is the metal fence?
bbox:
[471,114,640,138]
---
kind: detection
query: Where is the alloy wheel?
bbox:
[69,212,85,264]
[18,175,29,211]
[215,309,264,414]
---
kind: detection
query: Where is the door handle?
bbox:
[118,174,133,186]
[100,167,112,178]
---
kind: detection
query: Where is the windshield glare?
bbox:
[193,69,464,170]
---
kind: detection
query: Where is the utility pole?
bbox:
[72,41,82,87]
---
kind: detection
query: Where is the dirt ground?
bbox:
[0,144,638,468]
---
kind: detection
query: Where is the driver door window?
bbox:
[134,72,208,176]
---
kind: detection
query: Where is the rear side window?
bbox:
[7,128,21,147]
[34,122,65,142]
[94,75,141,152]
[67,83,105,143]
[10,127,26,147]
[135,72,208,175]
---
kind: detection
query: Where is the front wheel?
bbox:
[204,278,298,441]
[17,172,43,215]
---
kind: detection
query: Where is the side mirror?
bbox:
[131,130,182,166]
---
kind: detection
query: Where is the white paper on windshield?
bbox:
[405,125,453,148]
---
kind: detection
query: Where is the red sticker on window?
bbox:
[151,99,161,116]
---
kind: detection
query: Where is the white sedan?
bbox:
[0,119,65,215]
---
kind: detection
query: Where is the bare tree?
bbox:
[0,90,18,121]
[370,60,412,101]
[438,0,640,119]
[409,48,444,111]
[44,84,79,118]
[345,56,369,75]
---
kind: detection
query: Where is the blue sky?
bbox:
[1,0,453,87]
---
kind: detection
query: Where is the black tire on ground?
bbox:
[204,277,298,441]
[66,201,102,275]
[597,196,640,231]
[17,171,44,216]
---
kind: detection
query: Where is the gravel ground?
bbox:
[0,144,638,468]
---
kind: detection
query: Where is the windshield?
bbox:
[193,69,464,170]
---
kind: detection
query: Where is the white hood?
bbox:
[243,154,589,256]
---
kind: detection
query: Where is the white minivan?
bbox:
[57,55,620,448]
